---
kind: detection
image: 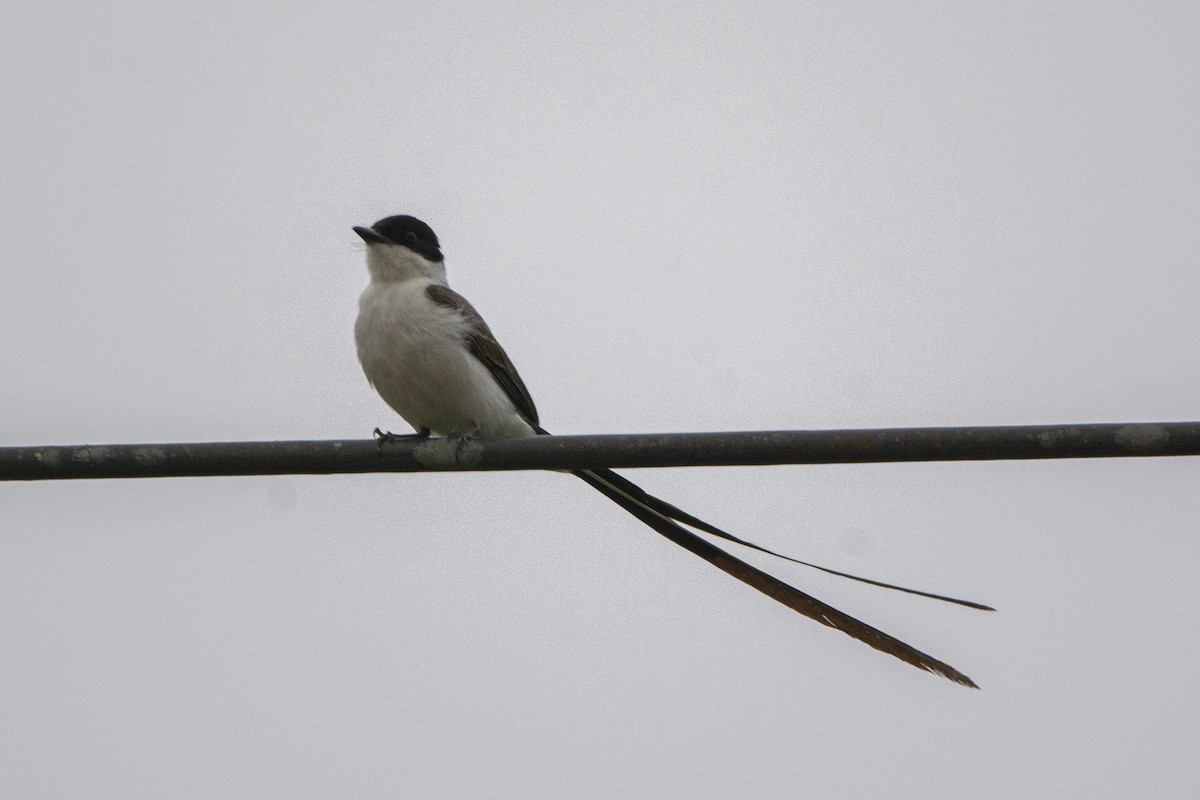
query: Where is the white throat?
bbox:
[365,243,448,285]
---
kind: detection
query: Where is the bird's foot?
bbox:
[373,427,431,451]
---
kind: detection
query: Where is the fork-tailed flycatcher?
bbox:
[353,214,987,688]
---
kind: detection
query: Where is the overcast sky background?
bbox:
[4,2,1200,797]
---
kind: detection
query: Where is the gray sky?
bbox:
[3,2,1200,797]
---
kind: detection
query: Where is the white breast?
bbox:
[355,278,535,438]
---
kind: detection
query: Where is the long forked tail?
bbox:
[573,467,980,688]
[589,466,994,611]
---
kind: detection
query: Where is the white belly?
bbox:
[355,279,534,438]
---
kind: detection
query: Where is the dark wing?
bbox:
[426,284,539,425]
[425,292,979,685]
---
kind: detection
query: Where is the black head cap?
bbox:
[353,215,444,263]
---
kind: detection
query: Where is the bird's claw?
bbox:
[373,427,431,451]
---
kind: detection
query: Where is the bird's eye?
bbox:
[405,231,418,243]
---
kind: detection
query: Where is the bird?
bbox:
[353,214,988,688]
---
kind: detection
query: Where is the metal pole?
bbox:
[2,422,1198,481]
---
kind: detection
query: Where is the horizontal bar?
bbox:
[2,422,1198,481]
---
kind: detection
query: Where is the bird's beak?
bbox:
[353,226,389,244]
